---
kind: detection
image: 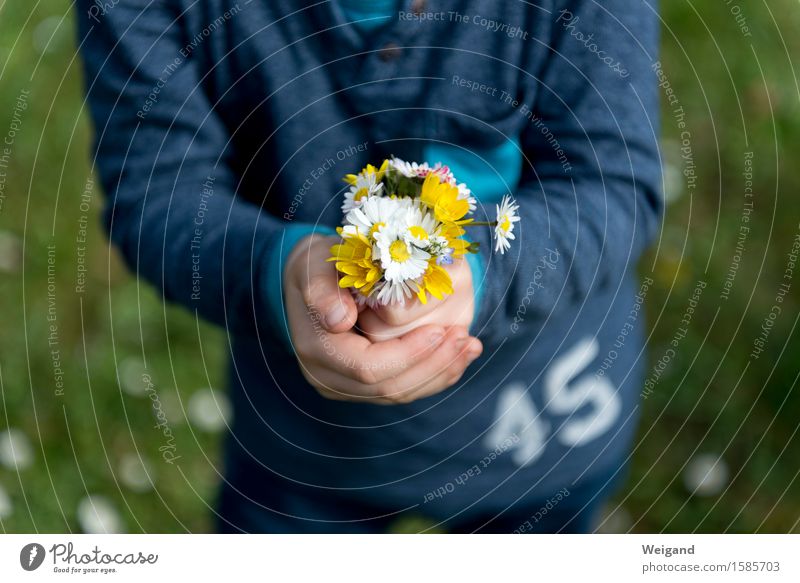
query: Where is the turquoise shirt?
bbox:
[338,0,399,31]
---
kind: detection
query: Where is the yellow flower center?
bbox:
[408,225,428,240]
[500,216,511,232]
[354,187,369,201]
[369,222,385,239]
[389,240,411,263]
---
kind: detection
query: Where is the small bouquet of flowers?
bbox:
[328,157,520,306]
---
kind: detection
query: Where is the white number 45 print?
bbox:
[484,337,622,467]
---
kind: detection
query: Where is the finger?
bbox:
[296,359,397,404]
[293,236,358,333]
[297,363,401,404]
[369,257,471,327]
[294,317,448,384]
[302,272,358,333]
[387,330,482,402]
[303,331,483,404]
[371,294,444,326]
[405,338,483,402]
[353,326,472,399]
[357,307,441,342]
[358,293,473,343]
[360,324,456,383]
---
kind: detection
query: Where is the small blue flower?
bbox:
[437,248,454,266]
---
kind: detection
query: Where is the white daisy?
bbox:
[388,157,430,178]
[427,162,452,181]
[494,195,520,254]
[351,278,417,307]
[188,387,232,433]
[77,495,123,534]
[345,195,407,242]
[0,428,34,470]
[402,202,441,249]
[342,174,383,213]
[118,454,155,493]
[376,278,418,305]
[352,284,381,308]
[374,222,430,283]
[0,482,11,519]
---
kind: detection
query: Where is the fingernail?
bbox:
[468,345,482,361]
[455,336,469,351]
[325,304,347,328]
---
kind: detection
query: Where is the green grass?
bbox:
[0,1,798,532]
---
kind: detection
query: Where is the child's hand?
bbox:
[283,235,481,404]
[358,258,477,344]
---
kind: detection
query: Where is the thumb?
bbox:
[296,237,358,333]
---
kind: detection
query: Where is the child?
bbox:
[79,0,661,532]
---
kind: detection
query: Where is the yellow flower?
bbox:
[416,261,454,304]
[327,228,381,295]
[439,222,470,257]
[419,173,472,225]
[344,159,389,186]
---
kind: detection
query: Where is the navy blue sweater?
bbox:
[78,0,662,529]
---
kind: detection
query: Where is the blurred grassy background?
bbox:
[0,1,798,533]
